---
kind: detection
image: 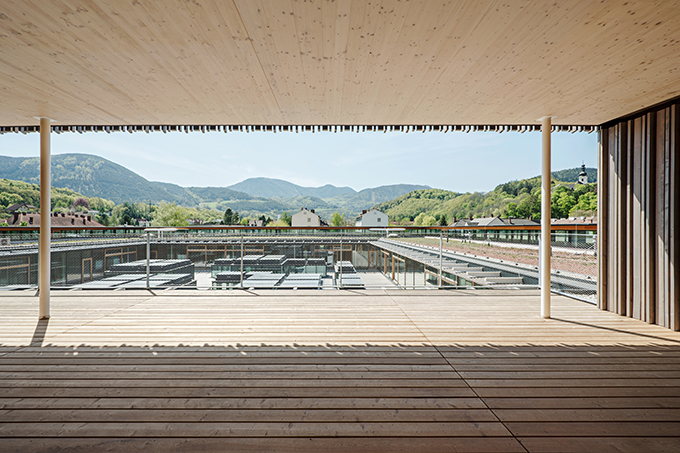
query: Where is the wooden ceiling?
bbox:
[1,0,679,127]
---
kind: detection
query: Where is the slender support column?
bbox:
[240,231,244,288]
[39,118,51,319]
[541,116,552,319]
[146,231,151,289]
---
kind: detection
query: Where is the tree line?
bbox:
[374,179,597,224]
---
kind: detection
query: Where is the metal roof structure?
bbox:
[1,1,679,131]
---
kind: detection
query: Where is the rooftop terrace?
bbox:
[1,290,679,452]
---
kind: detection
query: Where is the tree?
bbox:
[280,212,292,226]
[151,202,189,227]
[423,215,437,226]
[96,213,110,226]
[515,192,541,219]
[232,211,240,225]
[72,197,90,212]
[551,186,576,219]
[223,208,233,225]
[570,191,597,216]
[113,202,143,225]
[331,212,345,226]
[439,214,448,226]
[413,213,437,226]
[88,197,115,213]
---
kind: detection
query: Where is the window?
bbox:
[307,218,311,222]
[377,218,381,222]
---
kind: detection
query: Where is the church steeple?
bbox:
[578,163,588,185]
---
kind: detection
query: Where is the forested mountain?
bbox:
[0,154,209,205]
[0,154,425,218]
[325,184,431,214]
[227,177,355,199]
[373,170,597,223]
[184,186,257,203]
[0,153,595,223]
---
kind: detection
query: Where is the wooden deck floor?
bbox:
[1,289,680,452]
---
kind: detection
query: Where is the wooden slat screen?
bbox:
[599,101,680,330]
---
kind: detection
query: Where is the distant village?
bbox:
[1,202,595,230]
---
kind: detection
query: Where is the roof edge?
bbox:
[0,124,598,135]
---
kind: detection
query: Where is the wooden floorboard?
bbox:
[1,290,680,452]
[0,437,528,453]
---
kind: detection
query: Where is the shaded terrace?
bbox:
[2,1,680,450]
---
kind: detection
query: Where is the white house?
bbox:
[291,208,321,227]
[355,209,388,227]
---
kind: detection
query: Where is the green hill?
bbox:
[371,189,461,222]
[0,178,114,217]
[0,154,431,218]
[326,184,431,213]
[0,154,200,205]
[374,169,598,223]
[152,182,203,205]
[3,154,590,223]
[185,186,256,203]
[552,167,597,183]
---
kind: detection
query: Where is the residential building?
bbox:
[1,212,103,227]
[551,216,596,226]
[291,208,321,227]
[355,209,388,227]
[450,216,538,227]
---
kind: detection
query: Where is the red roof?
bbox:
[1,212,103,227]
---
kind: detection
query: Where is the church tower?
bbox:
[577,163,588,185]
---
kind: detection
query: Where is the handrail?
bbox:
[0,224,597,233]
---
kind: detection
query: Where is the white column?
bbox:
[146,231,151,289]
[240,231,244,288]
[541,117,552,319]
[39,118,51,319]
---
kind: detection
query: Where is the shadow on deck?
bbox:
[1,290,679,452]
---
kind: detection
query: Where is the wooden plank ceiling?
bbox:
[0,0,679,127]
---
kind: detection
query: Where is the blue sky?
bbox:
[0,130,597,193]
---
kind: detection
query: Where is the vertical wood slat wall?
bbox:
[599,101,680,330]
